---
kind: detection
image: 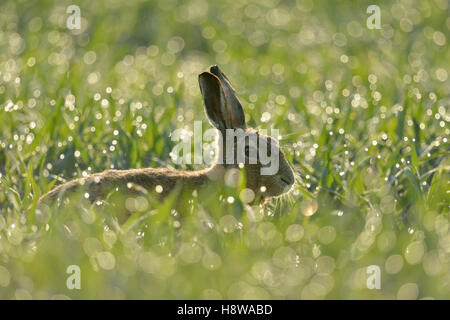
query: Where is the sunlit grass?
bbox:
[0,0,449,299]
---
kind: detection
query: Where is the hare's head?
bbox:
[199,65,294,198]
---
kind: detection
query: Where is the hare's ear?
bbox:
[198,67,246,130]
[209,65,246,129]
[199,72,228,130]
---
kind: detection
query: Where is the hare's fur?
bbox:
[40,166,221,202]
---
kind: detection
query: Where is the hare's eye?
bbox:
[244,146,250,157]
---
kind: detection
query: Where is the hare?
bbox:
[39,65,295,205]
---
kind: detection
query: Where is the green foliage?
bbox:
[0,0,449,299]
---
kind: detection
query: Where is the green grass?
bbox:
[0,0,449,299]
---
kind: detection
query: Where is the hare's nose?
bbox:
[281,170,295,186]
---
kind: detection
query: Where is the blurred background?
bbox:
[0,0,449,299]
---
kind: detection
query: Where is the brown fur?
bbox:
[39,166,218,203]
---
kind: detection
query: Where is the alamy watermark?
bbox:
[170,122,280,176]
[66,5,81,30]
[366,265,381,290]
[366,5,381,29]
[66,265,81,290]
